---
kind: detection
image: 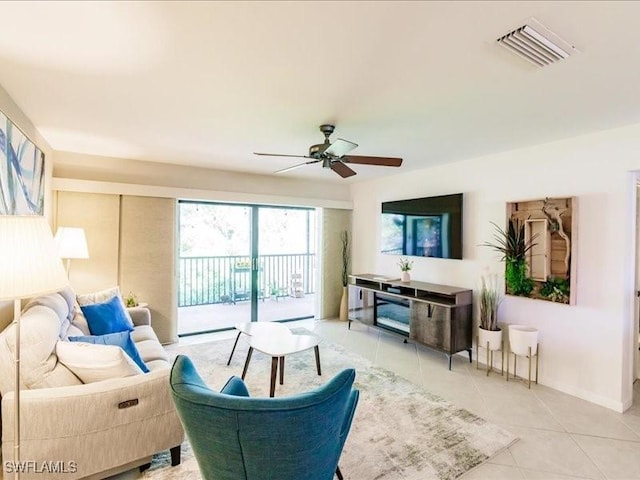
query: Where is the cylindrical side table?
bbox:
[506,325,539,389]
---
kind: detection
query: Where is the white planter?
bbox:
[478,327,502,351]
[401,271,411,282]
[508,325,539,356]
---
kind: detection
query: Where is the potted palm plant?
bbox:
[481,218,537,297]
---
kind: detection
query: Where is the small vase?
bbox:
[339,286,349,321]
[401,271,410,282]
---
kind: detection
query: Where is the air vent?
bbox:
[497,19,577,67]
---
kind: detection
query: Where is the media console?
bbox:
[348,274,473,370]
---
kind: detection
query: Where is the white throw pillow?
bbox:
[76,286,134,327]
[56,341,143,383]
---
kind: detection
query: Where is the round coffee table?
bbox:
[241,330,322,397]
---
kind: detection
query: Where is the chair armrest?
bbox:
[127,306,151,326]
[340,388,359,447]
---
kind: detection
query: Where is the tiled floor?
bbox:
[117,318,640,480]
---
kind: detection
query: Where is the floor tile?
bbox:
[487,448,518,466]
[481,389,564,431]
[506,426,604,479]
[460,462,525,479]
[521,469,593,480]
[535,387,640,441]
[572,434,640,479]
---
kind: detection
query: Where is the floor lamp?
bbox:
[0,216,68,479]
[54,226,89,275]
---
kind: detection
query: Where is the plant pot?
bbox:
[339,286,349,321]
[508,325,538,356]
[478,327,502,351]
[401,272,411,282]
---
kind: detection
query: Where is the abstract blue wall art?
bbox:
[0,111,45,215]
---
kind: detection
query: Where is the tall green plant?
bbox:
[481,218,537,262]
[341,231,350,287]
[481,218,537,297]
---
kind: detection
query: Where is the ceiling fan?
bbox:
[254,124,403,178]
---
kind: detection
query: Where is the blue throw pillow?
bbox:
[69,331,150,373]
[80,295,133,336]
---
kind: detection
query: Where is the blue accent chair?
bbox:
[170,355,359,480]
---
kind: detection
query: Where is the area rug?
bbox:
[146,330,517,480]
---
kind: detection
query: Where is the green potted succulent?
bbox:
[124,291,138,307]
[481,218,536,297]
[398,257,413,282]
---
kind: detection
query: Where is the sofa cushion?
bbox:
[69,332,150,373]
[0,302,83,396]
[56,341,143,383]
[131,325,161,343]
[77,286,133,326]
[80,295,134,336]
[135,339,170,364]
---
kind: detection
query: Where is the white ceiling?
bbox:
[1,1,639,183]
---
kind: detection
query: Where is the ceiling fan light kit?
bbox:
[497,18,577,67]
[254,124,403,178]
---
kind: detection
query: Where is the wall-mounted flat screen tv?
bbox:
[381,193,463,259]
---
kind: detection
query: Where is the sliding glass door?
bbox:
[177,201,316,335]
[257,207,316,323]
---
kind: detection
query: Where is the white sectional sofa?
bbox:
[0,286,184,479]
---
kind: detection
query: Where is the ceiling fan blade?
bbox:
[325,138,358,158]
[342,155,403,167]
[330,161,357,178]
[274,159,322,174]
[254,152,312,159]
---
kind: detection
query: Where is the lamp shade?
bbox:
[0,216,69,301]
[54,227,89,259]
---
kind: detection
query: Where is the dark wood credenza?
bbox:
[348,274,473,370]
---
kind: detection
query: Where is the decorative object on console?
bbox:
[0,215,68,477]
[398,257,413,282]
[339,230,350,321]
[477,274,503,376]
[506,325,539,389]
[483,197,576,304]
[0,110,46,215]
[53,226,89,275]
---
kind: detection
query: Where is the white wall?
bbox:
[350,122,640,412]
[0,84,53,329]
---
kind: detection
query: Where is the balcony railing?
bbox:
[178,254,316,307]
